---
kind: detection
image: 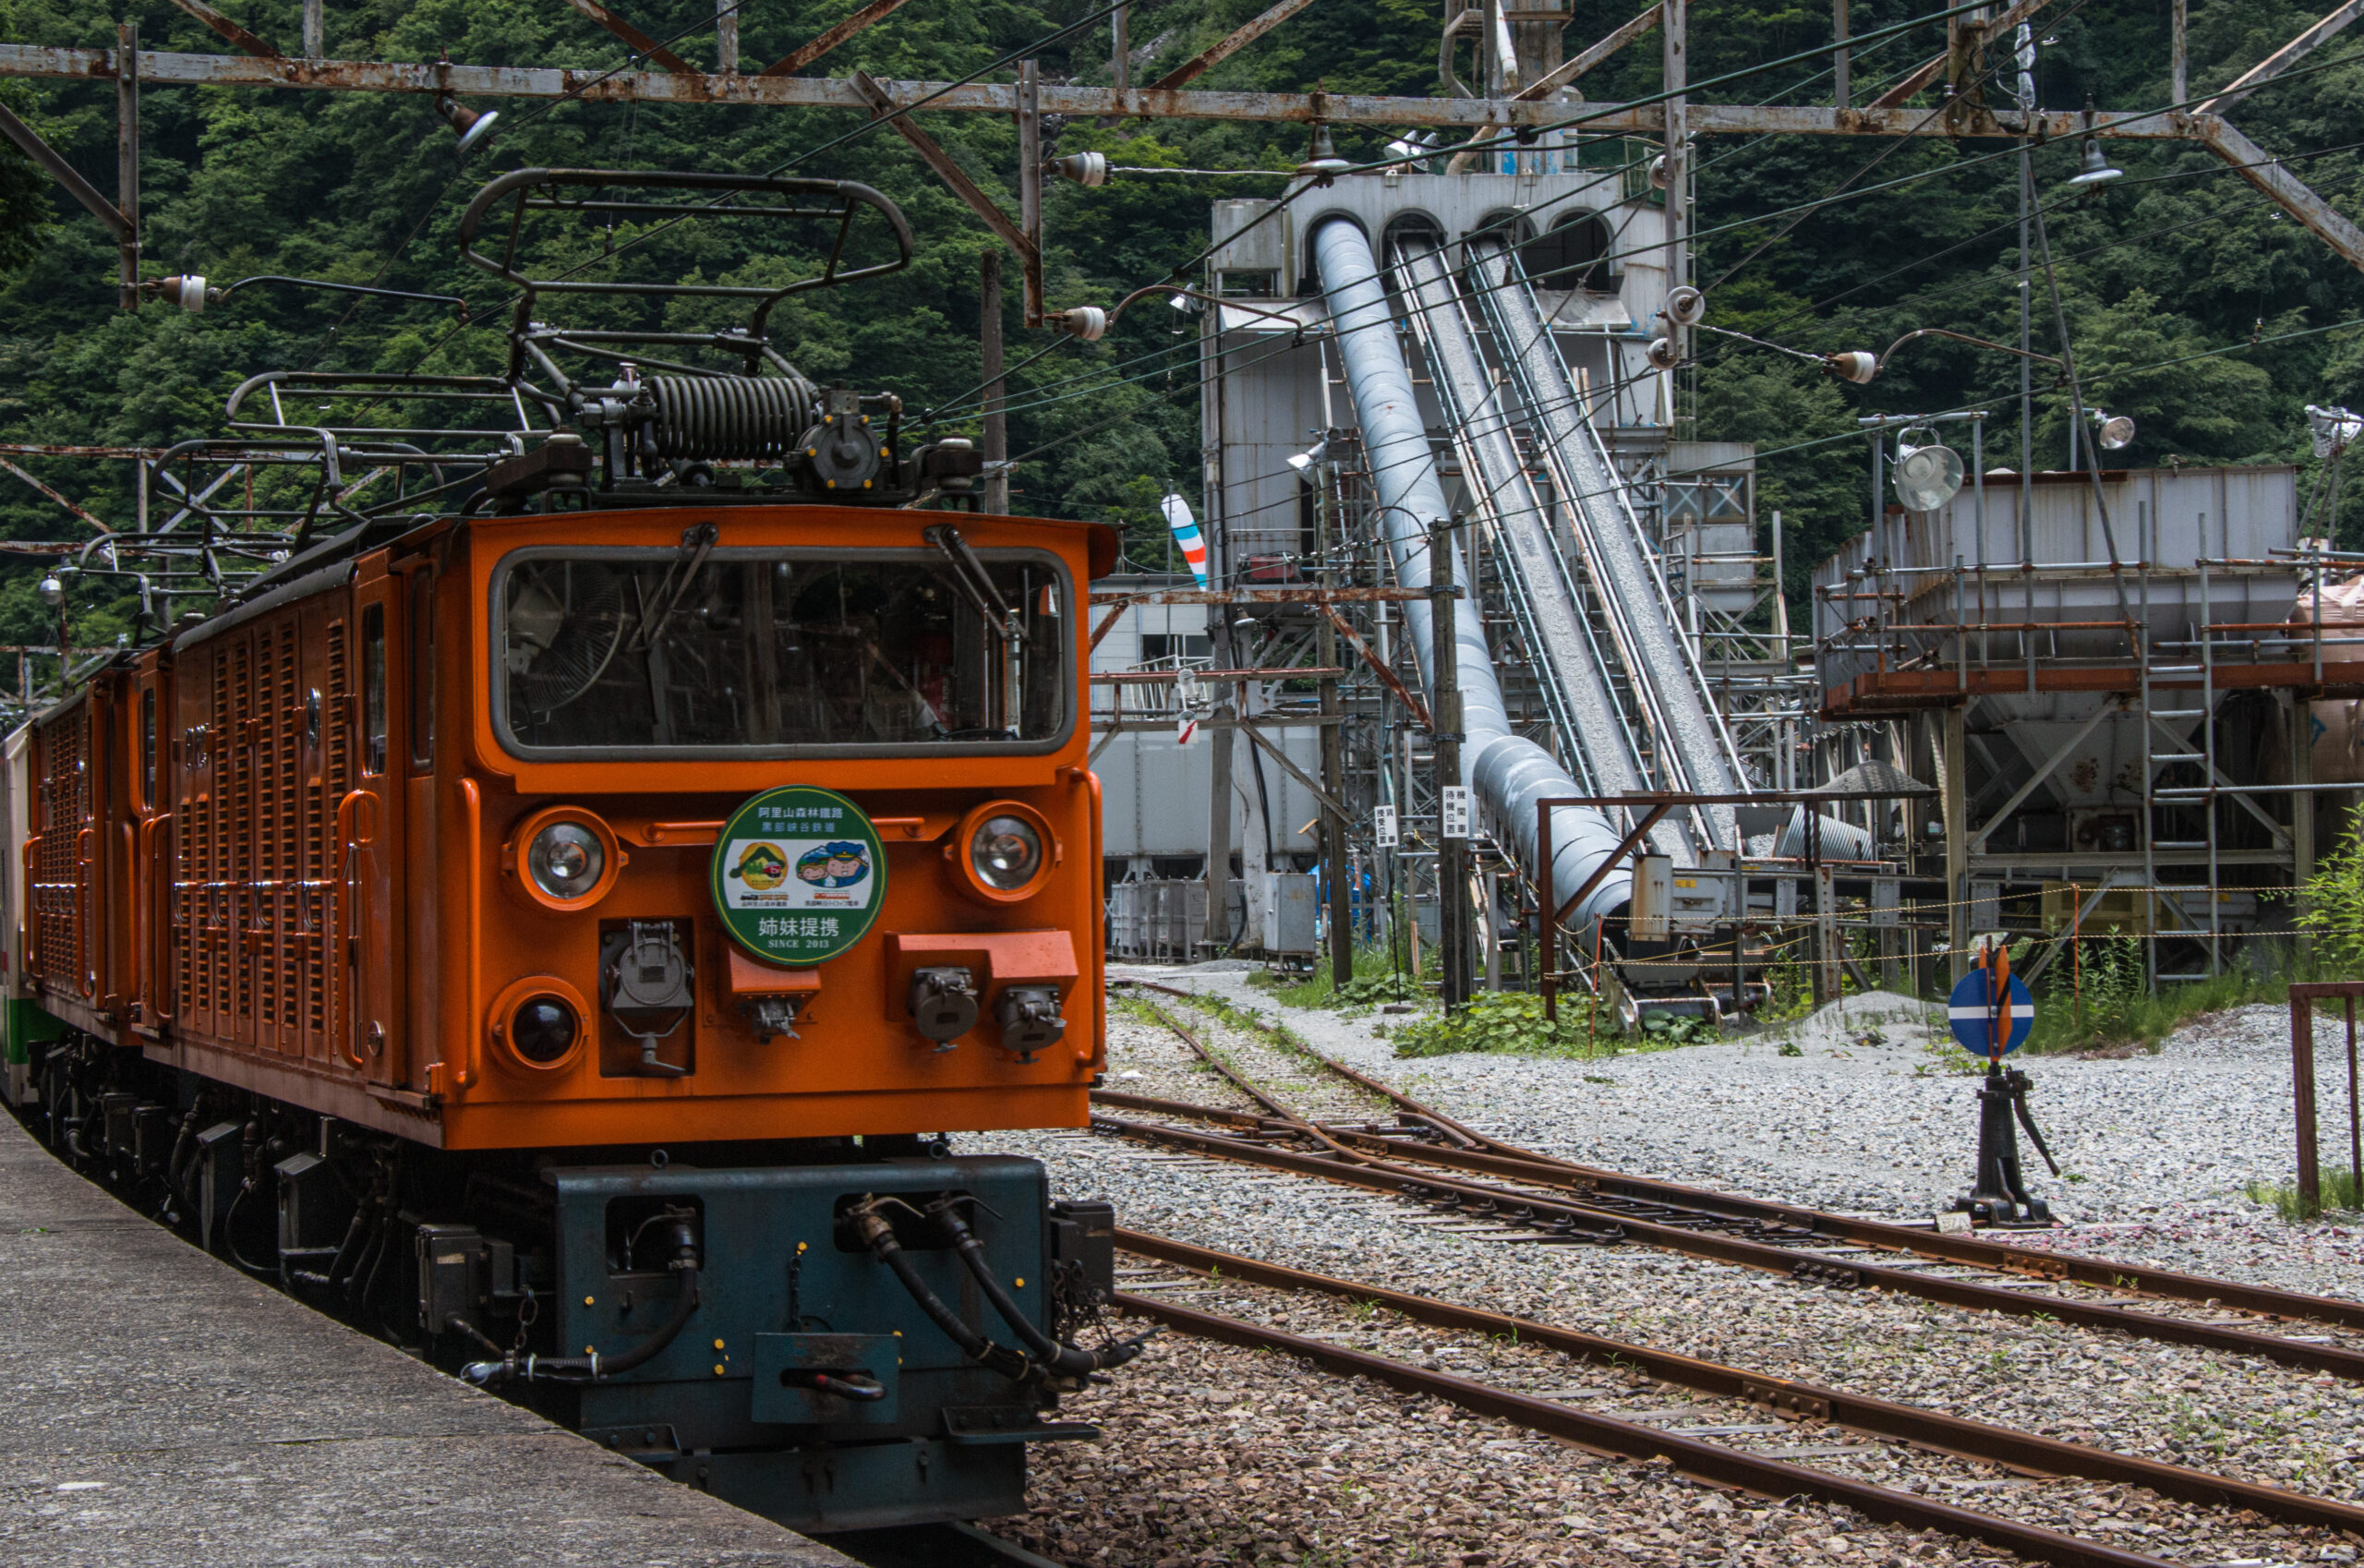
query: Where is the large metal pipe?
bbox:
[1314,215,1633,928]
[1475,237,1743,853]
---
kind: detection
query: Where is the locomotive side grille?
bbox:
[229,634,254,1033]
[256,621,283,1042]
[271,619,301,1055]
[176,785,201,1024]
[308,618,348,1043]
[31,708,89,989]
[280,622,301,1054]
[201,640,231,1031]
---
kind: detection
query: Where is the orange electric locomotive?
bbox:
[0,169,1141,1536]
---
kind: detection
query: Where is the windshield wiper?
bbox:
[632,521,719,651]
[922,524,1021,641]
[923,523,1027,737]
[629,521,718,748]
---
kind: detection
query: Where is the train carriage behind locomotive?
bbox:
[0,168,1139,1535]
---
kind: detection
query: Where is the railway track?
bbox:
[1075,981,2364,1568]
[1113,1229,2364,1567]
[1099,981,2364,1381]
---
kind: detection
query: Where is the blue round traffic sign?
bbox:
[1948,971,2033,1055]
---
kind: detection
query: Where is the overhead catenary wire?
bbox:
[296,0,771,369]
[381,0,1139,381]
[145,0,2364,574]
[394,0,2060,387]
[922,18,2022,429]
[959,124,2364,465]
[976,107,2364,514]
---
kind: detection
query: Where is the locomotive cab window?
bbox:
[361,603,388,776]
[494,548,1070,756]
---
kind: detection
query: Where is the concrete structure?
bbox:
[0,1111,852,1567]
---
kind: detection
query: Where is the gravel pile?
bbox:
[970,972,2364,1566]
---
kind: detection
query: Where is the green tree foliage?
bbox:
[2,0,2363,648]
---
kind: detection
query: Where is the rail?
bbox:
[1119,1228,2364,1550]
[1122,1285,2184,1568]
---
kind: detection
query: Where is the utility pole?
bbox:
[1430,518,1470,1011]
[1205,612,1236,953]
[1318,478,1352,989]
[980,249,1007,514]
[116,21,138,310]
[1663,0,1687,342]
[1831,0,1849,109]
[2016,25,2035,541]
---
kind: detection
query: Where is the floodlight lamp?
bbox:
[2066,137,2121,187]
[1893,428,1964,512]
[2307,404,2362,457]
[2091,409,2136,450]
[434,91,500,157]
[1286,439,1330,473]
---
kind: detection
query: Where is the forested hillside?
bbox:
[2,0,2360,648]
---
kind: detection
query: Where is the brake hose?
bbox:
[464,1210,703,1385]
[935,1204,1151,1375]
[846,1199,1032,1381]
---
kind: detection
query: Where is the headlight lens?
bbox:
[511,994,579,1063]
[970,814,1043,891]
[527,821,604,900]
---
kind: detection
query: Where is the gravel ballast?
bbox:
[970,971,2364,1566]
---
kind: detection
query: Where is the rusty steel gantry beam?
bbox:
[0,42,2228,133]
[5,0,2364,278]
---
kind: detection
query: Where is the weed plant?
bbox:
[1385,991,1718,1059]
[2022,938,2287,1055]
[1387,991,1592,1057]
[1247,943,1426,1012]
[2244,1167,2364,1222]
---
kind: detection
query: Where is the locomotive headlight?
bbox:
[509,807,621,911]
[528,822,604,899]
[971,816,1042,889]
[511,994,580,1063]
[488,975,590,1074]
[951,800,1056,904]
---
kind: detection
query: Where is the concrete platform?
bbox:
[0,1111,854,1567]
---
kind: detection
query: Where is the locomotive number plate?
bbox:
[710,785,887,967]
